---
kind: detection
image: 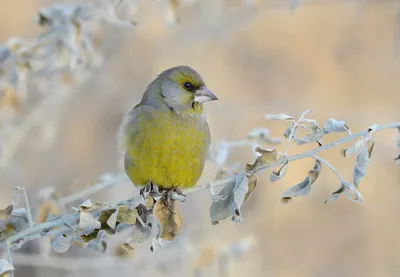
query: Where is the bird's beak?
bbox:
[194,86,218,103]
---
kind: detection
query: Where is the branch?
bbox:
[1,121,398,250]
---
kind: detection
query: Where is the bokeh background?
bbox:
[1,0,400,276]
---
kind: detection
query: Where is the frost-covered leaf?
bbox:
[323,118,350,134]
[79,211,101,229]
[51,231,76,253]
[244,173,258,202]
[210,173,255,224]
[154,199,182,241]
[86,230,108,253]
[106,209,118,229]
[270,159,289,182]
[122,223,152,250]
[117,205,138,224]
[283,122,295,139]
[344,181,364,204]
[397,127,400,148]
[0,205,13,220]
[395,154,400,165]
[341,140,365,157]
[325,181,363,204]
[245,147,278,172]
[325,185,345,204]
[79,199,93,211]
[264,114,294,121]
[395,128,400,164]
[0,208,29,240]
[294,130,324,145]
[353,141,374,187]
[0,259,14,277]
[282,160,321,203]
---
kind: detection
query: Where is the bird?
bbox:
[118,65,218,198]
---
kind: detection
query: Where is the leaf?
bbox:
[270,159,289,182]
[341,140,365,158]
[353,141,374,187]
[86,230,108,253]
[79,199,94,211]
[395,128,400,164]
[106,209,118,229]
[282,159,321,203]
[244,173,258,202]
[325,185,345,204]
[0,205,13,220]
[117,206,138,225]
[395,154,400,165]
[397,127,400,148]
[154,199,182,241]
[122,223,152,250]
[283,122,295,139]
[51,231,76,253]
[343,124,377,157]
[325,181,363,204]
[0,208,29,240]
[79,211,101,229]
[264,114,294,121]
[323,118,350,134]
[0,259,14,277]
[294,130,324,145]
[343,182,364,204]
[245,147,278,172]
[210,172,255,224]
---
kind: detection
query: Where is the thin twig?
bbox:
[313,155,345,183]
[14,187,34,228]
[252,122,400,174]
[58,173,129,207]
[2,122,400,250]
[283,109,312,156]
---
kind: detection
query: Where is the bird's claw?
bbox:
[161,188,185,214]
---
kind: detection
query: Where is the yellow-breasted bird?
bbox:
[118,66,218,193]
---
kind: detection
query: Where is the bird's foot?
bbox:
[161,187,186,214]
[140,181,159,204]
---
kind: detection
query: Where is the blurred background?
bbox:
[1,0,400,276]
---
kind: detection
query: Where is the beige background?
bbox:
[1,0,400,276]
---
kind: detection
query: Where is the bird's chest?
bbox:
[131,111,209,187]
[151,112,208,156]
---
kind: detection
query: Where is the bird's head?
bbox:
[149,66,218,114]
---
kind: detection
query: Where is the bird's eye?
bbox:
[183,82,195,91]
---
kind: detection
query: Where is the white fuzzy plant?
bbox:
[0,0,400,276]
[0,108,399,276]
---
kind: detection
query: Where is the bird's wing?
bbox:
[117,103,153,155]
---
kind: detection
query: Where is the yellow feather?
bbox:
[124,106,210,189]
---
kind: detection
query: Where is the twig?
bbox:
[1,122,400,251]
[252,122,400,174]
[15,187,34,228]
[283,109,312,156]
[58,173,129,207]
[313,155,345,183]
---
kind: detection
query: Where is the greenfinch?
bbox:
[118,66,218,191]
